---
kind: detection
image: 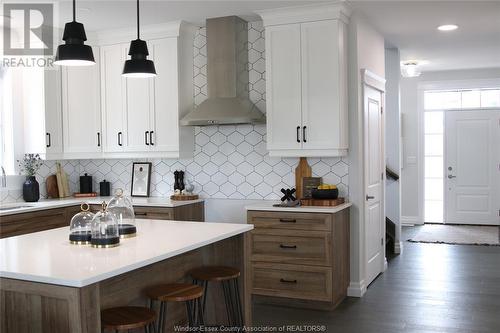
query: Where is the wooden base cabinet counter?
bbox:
[244,203,351,322]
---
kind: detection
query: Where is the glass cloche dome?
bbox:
[90,202,120,248]
[69,203,94,245]
[107,188,136,238]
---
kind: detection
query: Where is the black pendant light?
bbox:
[54,0,95,66]
[122,0,157,78]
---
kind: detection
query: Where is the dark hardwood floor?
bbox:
[253,226,500,333]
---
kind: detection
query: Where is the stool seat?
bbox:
[190,266,240,281]
[145,283,204,302]
[101,306,156,331]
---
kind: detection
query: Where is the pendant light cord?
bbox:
[73,0,76,22]
[136,0,140,39]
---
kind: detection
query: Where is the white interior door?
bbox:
[445,110,500,225]
[364,83,385,287]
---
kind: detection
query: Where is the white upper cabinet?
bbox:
[97,22,196,158]
[43,68,64,157]
[260,4,350,157]
[265,24,302,151]
[61,46,102,157]
[100,44,127,153]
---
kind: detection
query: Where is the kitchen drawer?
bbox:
[251,263,332,302]
[0,208,68,238]
[133,206,173,220]
[250,229,331,266]
[247,211,332,231]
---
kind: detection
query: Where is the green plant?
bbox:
[18,154,42,177]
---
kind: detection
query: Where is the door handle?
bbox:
[366,195,375,201]
[46,133,51,148]
[302,126,307,143]
[447,174,456,179]
[145,131,149,145]
[296,126,301,143]
[279,244,297,249]
[118,132,123,146]
[149,131,154,146]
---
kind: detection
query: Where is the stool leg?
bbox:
[222,280,236,327]
[233,279,244,328]
[197,296,205,326]
[186,300,195,327]
[157,301,167,333]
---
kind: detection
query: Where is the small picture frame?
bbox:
[131,162,152,197]
[302,177,322,198]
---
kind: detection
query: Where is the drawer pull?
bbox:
[279,244,297,249]
[279,218,296,223]
[135,212,147,216]
[280,278,297,284]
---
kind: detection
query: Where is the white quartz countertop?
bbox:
[245,202,352,213]
[0,196,204,216]
[0,220,253,287]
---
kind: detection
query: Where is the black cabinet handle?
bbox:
[279,218,296,223]
[97,132,101,147]
[135,212,147,216]
[303,126,307,143]
[145,131,149,145]
[46,133,51,148]
[279,244,297,249]
[280,278,297,284]
[296,126,300,143]
[118,132,123,146]
[149,131,154,146]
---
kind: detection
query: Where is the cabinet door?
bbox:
[125,68,153,151]
[300,20,345,150]
[265,24,302,151]
[101,44,127,152]
[62,46,101,154]
[149,38,179,152]
[44,68,63,155]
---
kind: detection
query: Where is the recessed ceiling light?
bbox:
[437,24,458,31]
[400,61,421,78]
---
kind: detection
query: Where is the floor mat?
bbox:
[408,224,500,246]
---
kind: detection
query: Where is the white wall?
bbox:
[400,67,500,224]
[384,48,402,252]
[347,12,385,297]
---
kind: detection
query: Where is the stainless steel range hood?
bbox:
[181,16,265,126]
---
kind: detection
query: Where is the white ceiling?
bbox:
[7,0,498,72]
[349,0,500,72]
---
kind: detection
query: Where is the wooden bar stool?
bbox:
[190,266,243,328]
[101,306,156,333]
[145,283,204,333]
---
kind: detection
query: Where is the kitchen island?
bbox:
[0,220,253,332]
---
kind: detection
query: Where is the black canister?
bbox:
[79,173,93,193]
[100,180,111,196]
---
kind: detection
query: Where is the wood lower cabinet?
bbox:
[1,202,204,239]
[245,208,349,313]
[0,207,74,238]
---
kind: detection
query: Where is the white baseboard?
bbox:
[394,241,403,254]
[347,280,367,298]
[401,215,422,226]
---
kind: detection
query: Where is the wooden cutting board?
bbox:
[295,157,311,199]
[300,197,345,207]
[55,163,70,198]
[45,175,59,198]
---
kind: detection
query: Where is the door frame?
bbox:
[417,78,500,225]
[361,69,387,282]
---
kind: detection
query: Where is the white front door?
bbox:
[445,110,500,225]
[364,84,385,286]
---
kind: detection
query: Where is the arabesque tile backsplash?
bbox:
[1,22,349,203]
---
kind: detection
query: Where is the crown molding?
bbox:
[257,2,351,26]
[96,20,198,46]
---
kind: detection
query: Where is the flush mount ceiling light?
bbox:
[54,0,95,66]
[437,24,458,31]
[401,61,421,78]
[122,0,157,78]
